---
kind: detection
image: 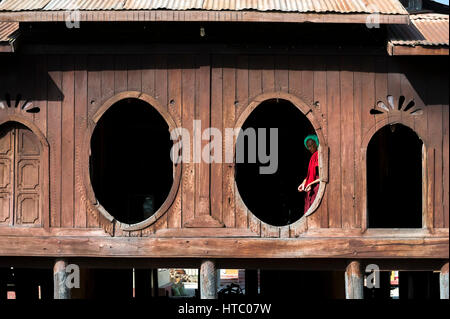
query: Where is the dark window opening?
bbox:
[90,98,173,225]
[367,124,423,228]
[235,99,316,226]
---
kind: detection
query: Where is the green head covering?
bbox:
[304,134,319,149]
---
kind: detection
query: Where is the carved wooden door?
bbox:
[0,123,41,226]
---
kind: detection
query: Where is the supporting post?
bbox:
[53,259,70,299]
[345,261,363,299]
[441,263,449,300]
[200,260,217,299]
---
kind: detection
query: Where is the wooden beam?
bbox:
[345,261,364,299]
[0,236,447,259]
[200,260,217,299]
[0,11,410,24]
[389,45,449,56]
[53,259,71,299]
[441,262,449,299]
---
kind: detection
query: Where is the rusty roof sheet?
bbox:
[0,0,409,14]
[389,13,449,46]
[0,21,19,42]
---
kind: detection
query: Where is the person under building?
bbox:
[298,135,320,214]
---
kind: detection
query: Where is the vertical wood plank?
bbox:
[248,55,263,100]
[247,55,262,233]
[274,55,289,92]
[114,55,127,95]
[353,57,363,229]
[47,55,62,228]
[443,104,449,228]
[142,55,155,96]
[87,56,102,228]
[262,55,275,93]
[61,55,75,228]
[235,55,249,119]
[288,55,302,96]
[155,55,168,110]
[33,55,48,138]
[301,56,314,104]
[360,57,376,230]
[167,55,183,229]
[235,55,249,229]
[195,55,211,219]
[327,56,341,229]
[340,56,355,229]
[222,55,236,228]
[101,55,115,102]
[210,55,223,224]
[127,55,142,92]
[74,55,88,228]
[181,55,196,226]
[428,105,443,228]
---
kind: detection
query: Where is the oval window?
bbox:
[235,99,318,226]
[90,98,173,225]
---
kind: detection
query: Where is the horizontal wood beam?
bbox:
[0,227,447,238]
[0,11,409,24]
[1,257,447,271]
[0,236,447,259]
[388,44,449,56]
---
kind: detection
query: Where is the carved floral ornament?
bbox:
[370,95,423,116]
[0,94,40,113]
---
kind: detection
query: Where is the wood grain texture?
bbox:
[0,236,447,259]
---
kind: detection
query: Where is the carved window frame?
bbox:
[0,116,50,229]
[233,91,329,235]
[80,92,182,233]
[361,95,430,231]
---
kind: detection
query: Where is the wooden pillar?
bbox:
[53,259,70,299]
[441,263,449,300]
[345,261,363,299]
[150,269,159,297]
[200,260,217,299]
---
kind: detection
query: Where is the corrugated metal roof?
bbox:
[0,0,52,11]
[0,21,18,42]
[389,13,449,46]
[0,0,409,14]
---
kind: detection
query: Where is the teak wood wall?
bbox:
[0,53,448,259]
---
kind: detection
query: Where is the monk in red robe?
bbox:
[298,135,320,214]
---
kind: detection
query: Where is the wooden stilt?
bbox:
[200,260,217,299]
[53,259,70,299]
[345,261,363,299]
[441,263,449,300]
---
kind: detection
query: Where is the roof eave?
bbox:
[387,42,449,55]
[0,10,410,24]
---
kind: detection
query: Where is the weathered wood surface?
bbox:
[53,258,71,299]
[0,53,448,246]
[441,262,449,299]
[200,260,217,299]
[345,261,363,299]
[0,11,409,24]
[0,236,447,258]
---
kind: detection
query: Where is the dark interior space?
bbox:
[90,98,173,225]
[259,270,345,299]
[20,21,387,51]
[399,271,441,299]
[235,99,316,226]
[87,269,134,300]
[0,267,53,300]
[367,124,423,228]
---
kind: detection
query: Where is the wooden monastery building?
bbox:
[0,0,448,300]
